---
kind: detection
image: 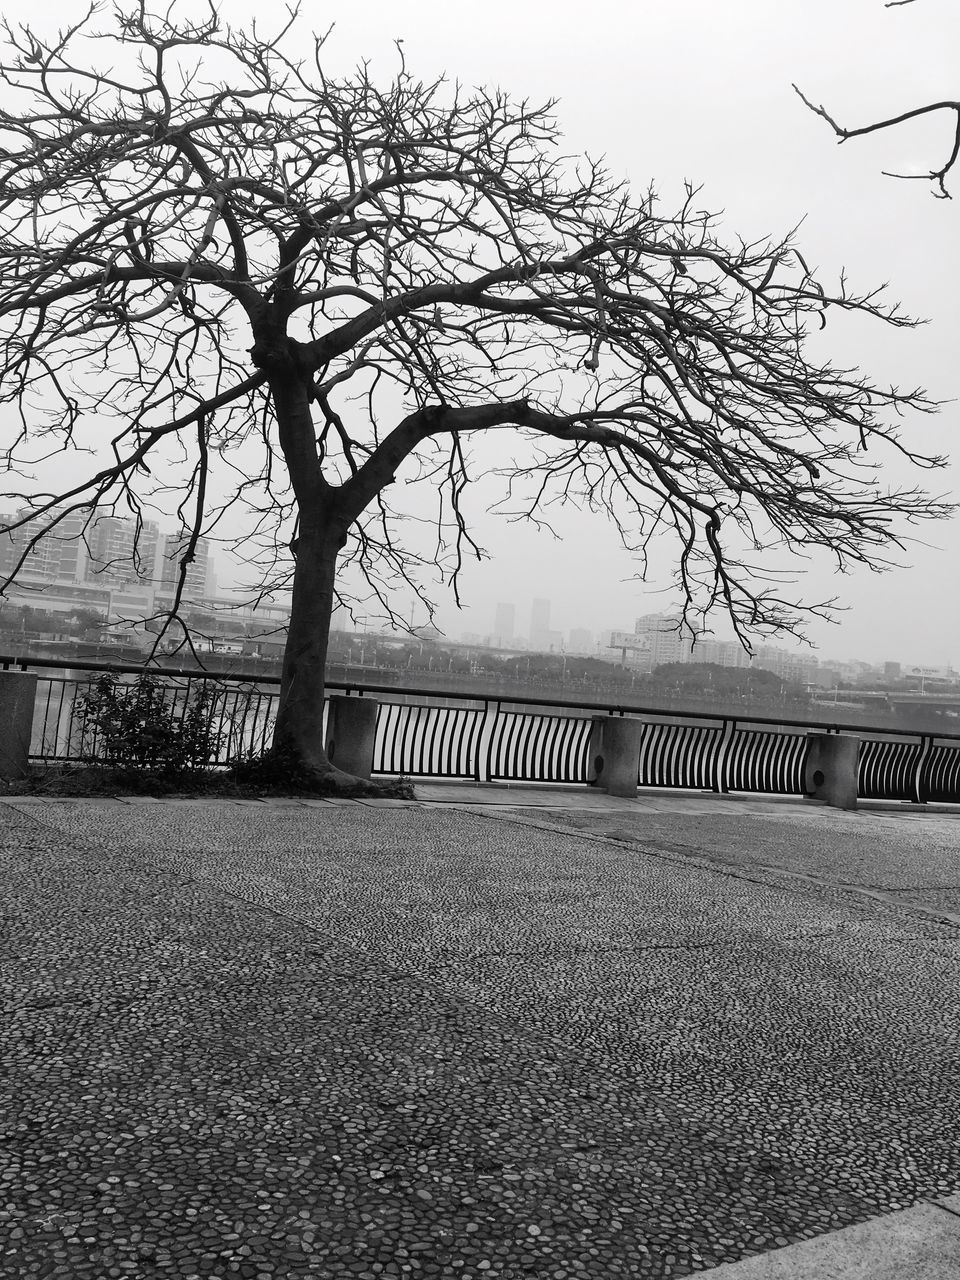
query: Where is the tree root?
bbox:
[229,751,415,799]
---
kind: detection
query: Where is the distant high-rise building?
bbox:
[493,602,515,648]
[49,510,89,583]
[0,507,89,583]
[567,627,594,654]
[529,598,551,650]
[632,612,693,668]
[0,513,18,580]
[752,644,819,685]
[159,531,210,600]
[86,515,160,587]
[693,637,750,670]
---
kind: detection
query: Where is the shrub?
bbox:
[73,673,223,775]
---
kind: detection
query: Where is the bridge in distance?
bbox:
[814,690,960,713]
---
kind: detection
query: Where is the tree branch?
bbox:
[794,85,960,198]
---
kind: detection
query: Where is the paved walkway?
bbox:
[3,787,960,1277]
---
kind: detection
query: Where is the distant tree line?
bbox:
[0,604,104,640]
[326,634,812,710]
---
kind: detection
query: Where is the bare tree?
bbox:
[0,3,950,789]
[795,1,960,198]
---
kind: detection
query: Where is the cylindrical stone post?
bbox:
[0,671,38,782]
[325,694,379,780]
[805,732,860,810]
[594,715,644,798]
[585,715,607,786]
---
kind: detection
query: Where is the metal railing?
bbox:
[22,664,282,767]
[5,653,960,803]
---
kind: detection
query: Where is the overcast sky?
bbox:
[3,0,959,665]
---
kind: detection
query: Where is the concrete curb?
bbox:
[706,1196,960,1278]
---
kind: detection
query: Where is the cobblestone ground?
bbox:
[502,803,960,919]
[2,797,960,1279]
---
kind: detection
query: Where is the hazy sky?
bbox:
[3,0,959,665]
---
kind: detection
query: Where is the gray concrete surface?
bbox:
[3,788,960,1278]
[706,1198,960,1278]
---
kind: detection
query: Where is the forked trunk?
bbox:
[257,359,409,796]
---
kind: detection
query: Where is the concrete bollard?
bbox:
[586,715,607,785]
[0,671,38,781]
[805,732,860,810]
[593,715,644,798]
[325,695,379,780]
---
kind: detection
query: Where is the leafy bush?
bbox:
[73,673,223,775]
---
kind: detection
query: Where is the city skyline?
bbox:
[1,502,950,678]
[0,510,951,682]
[471,599,950,684]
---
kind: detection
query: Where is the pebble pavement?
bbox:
[2,795,960,1278]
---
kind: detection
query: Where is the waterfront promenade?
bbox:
[3,786,960,1278]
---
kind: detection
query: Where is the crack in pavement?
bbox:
[467,928,853,960]
[454,805,960,933]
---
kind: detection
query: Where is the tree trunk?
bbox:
[252,350,409,796]
[271,520,339,773]
[267,517,408,796]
